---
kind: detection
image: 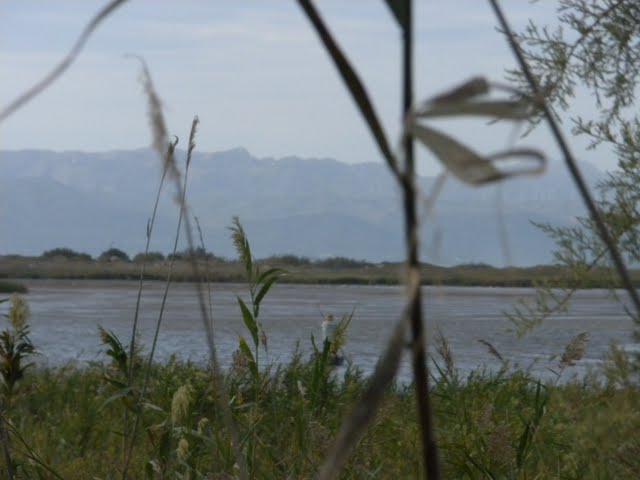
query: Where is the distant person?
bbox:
[321,314,344,366]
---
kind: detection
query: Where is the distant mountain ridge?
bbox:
[0,148,604,265]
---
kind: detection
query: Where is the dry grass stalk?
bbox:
[558,331,589,369]
[487,424,515,466]
[121,62,247,480]
[171,384,193,425]
[186,116,199,167]
[478,339,505,364]
[127,136,176,381]
[434,327,455,378]
[476,403,495,432]
[194,216,215,335]
[129,55,179,182]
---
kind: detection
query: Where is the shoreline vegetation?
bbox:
[0,280,28,294]
[0,252,637,290]
[7,359,640,479]
[2,241,639,477]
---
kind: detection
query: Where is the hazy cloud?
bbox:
[0,1,612,172]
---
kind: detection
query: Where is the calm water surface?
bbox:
[18,279,637,382]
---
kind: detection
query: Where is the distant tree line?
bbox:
[41,248,92,261]
[35,248,376,268]
[260,254,374,269]
[37,247,227,263]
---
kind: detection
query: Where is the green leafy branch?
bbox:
[230,217,283,381]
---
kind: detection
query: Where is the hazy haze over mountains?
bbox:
[0,148,603,266]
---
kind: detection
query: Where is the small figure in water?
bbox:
[321,314,344,366]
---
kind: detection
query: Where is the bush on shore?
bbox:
[41,247,92,261]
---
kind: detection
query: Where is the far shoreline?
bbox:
[1,256,636,290]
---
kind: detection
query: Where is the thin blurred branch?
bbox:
[296,0,402,180]
[399,1,440,477]
[0,0,129,123]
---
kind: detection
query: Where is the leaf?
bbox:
[238,336,258,379]
[101,386,133,409]
[254,274,281,314]
[382,0,408,29]
[102,375,128,390]
[98,325,128,375]
[411,123,545,185]
[428,76,490,105]
[297,0,399,178]
[229,217,253,280]
[140,402,166,413]
[415,99,532,120]
[237,297,258,348]
[415,76,538,119]
[487,148,546,177]
[411,123,503,184]
[256,267,283,286]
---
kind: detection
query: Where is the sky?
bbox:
[0,1,615,175]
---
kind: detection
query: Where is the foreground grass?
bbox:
[7,357,640,479]
[1,255,637,288]
[0,280,27,294]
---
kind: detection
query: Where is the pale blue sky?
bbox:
[0,1,612,174]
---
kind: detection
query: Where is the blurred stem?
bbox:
[0,410,13,480]
[400,1,440,478]
[128,146,172,381]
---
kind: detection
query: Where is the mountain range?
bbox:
[0,147,604,266]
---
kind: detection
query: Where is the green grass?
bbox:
[5,358,639,478]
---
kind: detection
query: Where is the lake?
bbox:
[13,279,638,382]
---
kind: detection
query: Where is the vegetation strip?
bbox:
[2,254,640,288]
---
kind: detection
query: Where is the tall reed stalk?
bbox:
[127,138,175,381]
[195,216,215,336]
[121,137,175,464]
[122,117,198,476]
[399,2,440,477]
[121,59,247,479]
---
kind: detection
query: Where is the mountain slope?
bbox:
[0,148,602,265]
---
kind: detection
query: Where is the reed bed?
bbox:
[5,257,640,288]
[0,356,635,478]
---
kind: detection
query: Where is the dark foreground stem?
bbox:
[401,2,440,478]
[488,0,640,322]
[0,410,13,480]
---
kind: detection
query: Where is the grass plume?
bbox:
[558,331,589,370]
